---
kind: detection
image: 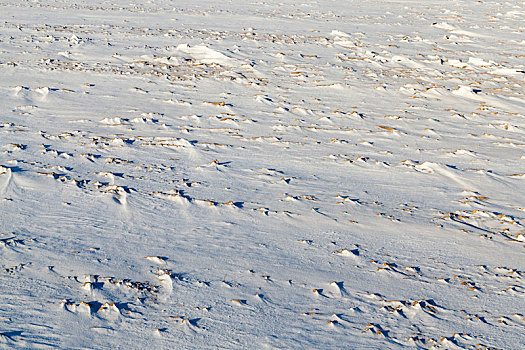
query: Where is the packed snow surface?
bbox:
[0,0,524,348]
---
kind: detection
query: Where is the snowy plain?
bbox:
[0,0,525,348]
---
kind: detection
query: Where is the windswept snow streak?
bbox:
[0,0,524,348]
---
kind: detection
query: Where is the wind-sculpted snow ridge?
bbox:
[0,0,524,348]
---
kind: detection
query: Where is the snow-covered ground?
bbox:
[1,0,524,348]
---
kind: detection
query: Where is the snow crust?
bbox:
[0,0,524,348]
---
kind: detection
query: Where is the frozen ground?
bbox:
[0,0,524,348]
